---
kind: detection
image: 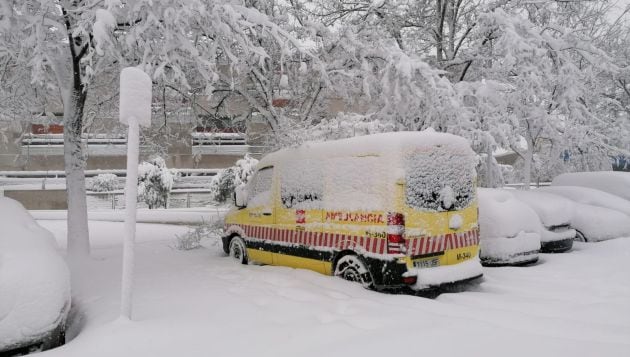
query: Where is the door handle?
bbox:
[262,212,272,216]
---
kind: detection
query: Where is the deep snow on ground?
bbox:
[36,220,630,357]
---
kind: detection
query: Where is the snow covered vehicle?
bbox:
[478,189,541,266]
[509,190,575,253]
[539,186,630,242]
[223,131,483,291]
[0,197,70,355]
[551,171,630,201]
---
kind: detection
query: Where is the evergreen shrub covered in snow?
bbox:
[209,154,258,203]
[137,157,175,209]
[87,173,119,192]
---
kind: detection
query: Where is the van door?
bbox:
[244,166,275,265]
[274,160,326,273]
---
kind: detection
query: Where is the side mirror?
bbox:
[234,185,247,208]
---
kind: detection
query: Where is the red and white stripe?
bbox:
[230,224,479,256]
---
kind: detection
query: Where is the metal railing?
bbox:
[86,189,215,210]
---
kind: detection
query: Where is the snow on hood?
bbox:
[0,197,70,350]
[540,186,630,217]
[567,202,630,242]
[510,190,574,227]
[478,188,542,240]
[552,171,630,201]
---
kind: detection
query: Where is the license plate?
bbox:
[413,257,440,268]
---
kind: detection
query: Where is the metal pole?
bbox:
[121,121,139,319]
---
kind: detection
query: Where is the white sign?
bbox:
[119,67,152,127]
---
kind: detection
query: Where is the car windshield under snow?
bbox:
[405,146,476,211]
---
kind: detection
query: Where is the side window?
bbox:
[323,156,385,211]
[280,159,323,209]
[247,167,274,207]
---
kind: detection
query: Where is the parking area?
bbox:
[36,220,630,357]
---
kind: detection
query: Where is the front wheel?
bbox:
[229,236,248,264]
[334,254,373,289]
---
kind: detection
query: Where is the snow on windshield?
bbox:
[405,146,476,211]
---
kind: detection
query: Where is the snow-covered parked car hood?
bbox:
[509,190,576,247]
[510,190,574,228]
[0,197,71,352]
[552,171,630,201]
[477,189,541,265]
[478,189,542,240]
[537,186,630,242]
[540,185,630,217]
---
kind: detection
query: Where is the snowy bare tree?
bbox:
[0,0,315,260]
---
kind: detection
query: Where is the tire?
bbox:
[574,230,588,243]
[228,236,248,264]
[334,254,373,289]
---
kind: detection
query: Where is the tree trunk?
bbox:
[485,146,494,188]
[64,86,90,260]
[522,144,533,191]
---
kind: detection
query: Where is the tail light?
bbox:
[387,212,406,254]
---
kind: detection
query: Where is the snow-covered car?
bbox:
[539,185,630,217]
[0,197,71,354]
[538,186,630,242]
[478,189,541,266]
[552,171,630,201]
[509,190,575,253]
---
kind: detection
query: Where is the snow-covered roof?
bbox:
[258,130,474,168]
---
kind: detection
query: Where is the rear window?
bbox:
[405,146,476,211]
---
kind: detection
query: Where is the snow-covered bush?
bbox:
[210,167,236,203]
[137,157,175,209]
[87,173,119,192]
[174,217,224,251]
[209,154,258,203]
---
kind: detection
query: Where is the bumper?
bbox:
[540,237,573,253]
[364,255,483,291]
[480,232,540,266]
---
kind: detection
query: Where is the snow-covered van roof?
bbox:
[258,130,474,167]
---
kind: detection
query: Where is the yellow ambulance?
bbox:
[222,131,482,291]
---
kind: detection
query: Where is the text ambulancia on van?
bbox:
[222,131,482,291]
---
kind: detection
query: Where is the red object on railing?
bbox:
[272,98,290,107]
[31,124,64,134]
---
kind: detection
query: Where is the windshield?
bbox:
[404,146,476,211]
